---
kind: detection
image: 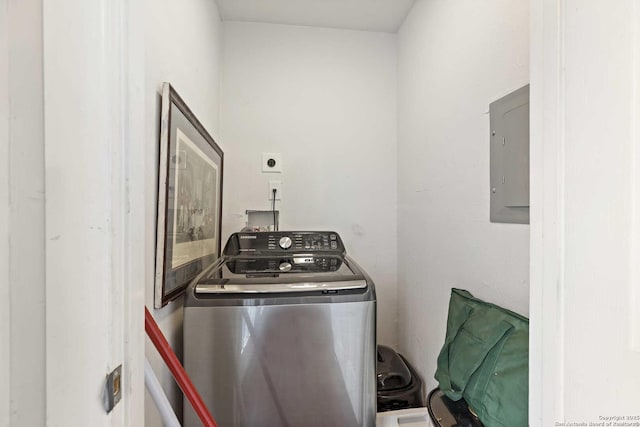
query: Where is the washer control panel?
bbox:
[224,231,345,255]
[225,256,343,274]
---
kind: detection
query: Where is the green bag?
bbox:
[434,289,529,427]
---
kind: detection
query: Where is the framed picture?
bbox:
[155,82,223,308]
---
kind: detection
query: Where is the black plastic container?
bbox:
[376,345,425,412]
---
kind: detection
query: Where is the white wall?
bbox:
[396,0,530,390]
[144,0,223,424]
[1,0,46,425]
[220,21,398,345]
[530,0,640,424]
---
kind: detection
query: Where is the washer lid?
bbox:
[196,280,367,294]
[194,255,367,295]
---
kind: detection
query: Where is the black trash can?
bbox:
[427,388,484,427]
[376,345,425,412]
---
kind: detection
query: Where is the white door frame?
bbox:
[630,0,640,355]
[1,0,11,423]
[42,0,145,425]
[529,0,566,424]
[530,0,640,424]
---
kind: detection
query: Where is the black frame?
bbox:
[155,82,223,307]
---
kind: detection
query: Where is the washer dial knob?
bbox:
[279,236,292,250]
[279,262,292,272]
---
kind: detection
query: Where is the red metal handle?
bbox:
[145,306,219,427]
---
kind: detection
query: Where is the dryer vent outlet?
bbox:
[262,153,282,173]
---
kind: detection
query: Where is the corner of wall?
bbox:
[144,0,224,424]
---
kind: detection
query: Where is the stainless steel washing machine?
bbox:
[183,231,377,427]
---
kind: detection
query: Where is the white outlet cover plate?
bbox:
[269,181,282,200]
[262,152,282,173]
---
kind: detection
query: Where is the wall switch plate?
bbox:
[262,153,282,173]
[269,181,282,200]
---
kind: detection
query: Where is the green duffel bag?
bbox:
[434,288,529,427]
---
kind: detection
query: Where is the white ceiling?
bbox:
[215,0,417,33]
